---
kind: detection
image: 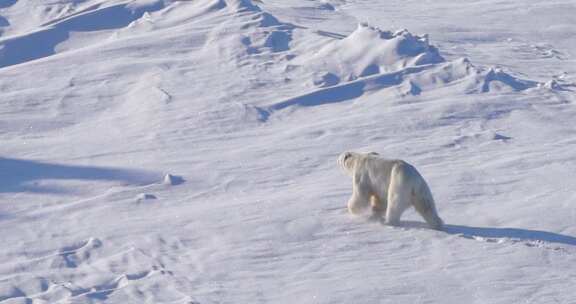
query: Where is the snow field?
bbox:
[1,0,576,303]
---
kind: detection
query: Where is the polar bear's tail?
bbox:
[412,181,444,230]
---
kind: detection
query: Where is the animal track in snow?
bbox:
[52,237,103,269]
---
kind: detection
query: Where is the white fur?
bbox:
[338,151,444,230]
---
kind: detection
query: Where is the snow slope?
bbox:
[1,0,575,303]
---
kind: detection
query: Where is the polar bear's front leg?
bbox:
[347,190,370,215]
[347,176,371,215]
[369,194,387,220]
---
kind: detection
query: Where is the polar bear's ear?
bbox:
[343,152,352,161]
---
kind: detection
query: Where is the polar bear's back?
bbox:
[363,156,403,188]
[366,156,431,195]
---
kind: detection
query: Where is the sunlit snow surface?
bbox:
[1,0,575,303]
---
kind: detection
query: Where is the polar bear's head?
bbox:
[337,151,354,174]
[338,151,379,175]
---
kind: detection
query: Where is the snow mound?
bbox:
[195,0,294,60]
[163,173,185,186]
[0,0,165,69]
[225,0,261,13]
[286,23,544,97]
[472,66,540,93]
[265,25,547,116]
[265,56,543,116]
[136,193,157,202]
[297,23,444,85]
[437,59,540,93]
[203,0,284,26]
[189,0,268,15]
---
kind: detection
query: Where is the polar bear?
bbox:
[338,151,444,230]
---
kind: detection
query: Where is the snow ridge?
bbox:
[0,0,166,69]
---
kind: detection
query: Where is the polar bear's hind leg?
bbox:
[385,191,411,226]
[384,162,414,226]
[412,190,444,230]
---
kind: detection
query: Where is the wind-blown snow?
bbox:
[1,0,575,303]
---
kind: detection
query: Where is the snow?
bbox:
[1,0,576,303]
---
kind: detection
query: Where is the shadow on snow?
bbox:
[401,220,576,247]
[0,157,159,194]
[443,224,576,247]
[0,0,17,9]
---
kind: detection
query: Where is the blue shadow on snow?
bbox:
[265,65,430,114]
[402,221,576,247]
[443,224,576,247]
[0,15,9,27]
[0,0,17,9]
[268,81,366,112]
[0,157,159,194]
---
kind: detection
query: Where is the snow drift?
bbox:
[268,23,545,116]
[297,23,444,85]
